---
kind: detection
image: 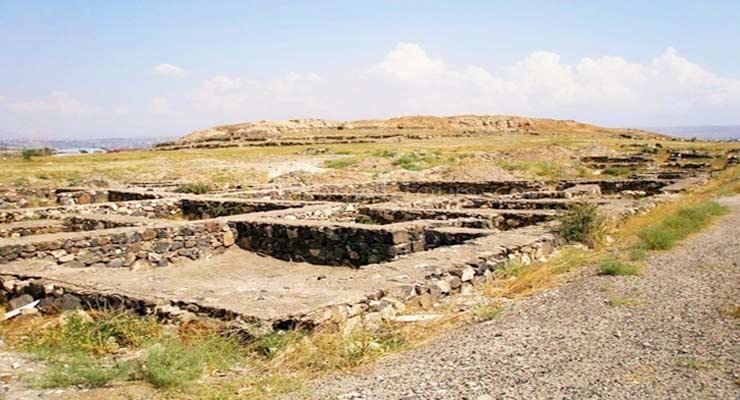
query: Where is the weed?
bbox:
[637,201,729,250]
[603,167,631,176]
[373,149,396,158]
[608,297,641,307]
[597,281,612,292]
[627,247,647,261]
[323,157,359,169]
[676,357,715,371]
[174,182,213,194]
[137,340,204,388]
[137,334,243,388]
[24,312,162,357]
[596,259,641,276]
[30,354,129,388]
[472,304,503,321]
[718,305,740,319]
[559,203,608,248]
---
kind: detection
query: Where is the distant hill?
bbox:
[156,115,667,150]
[644,126,740,140]
[1,137,176,151]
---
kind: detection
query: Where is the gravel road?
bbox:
[312,195,740,400]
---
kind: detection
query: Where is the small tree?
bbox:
[21,148,36,161]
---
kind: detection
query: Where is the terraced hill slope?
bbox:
[155,115,667,150]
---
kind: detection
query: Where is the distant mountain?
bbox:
[644,126,740,140]
[0,137,177,151]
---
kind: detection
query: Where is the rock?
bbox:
[64,260,85,268]
[433,280,451,295]
[107,258,124,268]
[141,229,157,241]
[222,231,235,246]
[461,267,476,282]
[8,294,34,310]
[56,294,82,311]
[417,293,435,310]
[58,254,75,263]
[446,276,462,290]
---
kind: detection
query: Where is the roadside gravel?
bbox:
[312,196,740,400]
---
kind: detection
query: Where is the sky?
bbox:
[1,1,739,139]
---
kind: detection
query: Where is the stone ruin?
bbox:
[0,148,736,335]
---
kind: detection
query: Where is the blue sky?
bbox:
[1,1,739,139]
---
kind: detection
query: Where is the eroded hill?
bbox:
[155,115,666,150]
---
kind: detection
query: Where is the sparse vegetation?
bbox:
[472,303,503,321]
[559,203,608,248]
[174,182,213,194]
[608,297,641,307]
[602,166,631,176]
[323,157,360,169]
[596,259,641,276]
[637,201,729,250]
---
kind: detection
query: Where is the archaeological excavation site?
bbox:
[1,115,738,399]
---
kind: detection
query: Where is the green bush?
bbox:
[559,203,608,248]
[137,335,243,388]
[138,340,204,388]
[174,182,212,194]
[637,201,729,250]
[596,259,641,276]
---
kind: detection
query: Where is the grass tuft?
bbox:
[608,297,641,307]
[472,304,503,321]
[596,259,641,276]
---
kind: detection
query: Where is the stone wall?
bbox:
[0,220,66,238]
[556,179,671,195]
[357,206,557,230]
[0,220,236,268]
[396,180,545,195]
[180,199,307,219]
[233,219,425,267]
[0,198,181,223]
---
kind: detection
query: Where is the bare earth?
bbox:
[311,196,740,400]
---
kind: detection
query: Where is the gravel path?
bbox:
[312,195,740,400]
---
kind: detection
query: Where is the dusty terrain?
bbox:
[312,196,740,400]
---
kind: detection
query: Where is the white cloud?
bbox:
[373,42,447,81]
[152,63,187,78]
[0,91,92,115]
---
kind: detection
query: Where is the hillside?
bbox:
[155,115,667,150]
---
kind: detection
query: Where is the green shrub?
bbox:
[472,304,503,321]
[174,182,212,194]
[137,335,243,388]
[559,203,608,248]
[596,259,641,276]
[637,201,729,250]
[138,340,204,388]
[603,167,631,176]
[627,247,647,261]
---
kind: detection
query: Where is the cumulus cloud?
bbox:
[152,63,187,78]
[0,91,92,115]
